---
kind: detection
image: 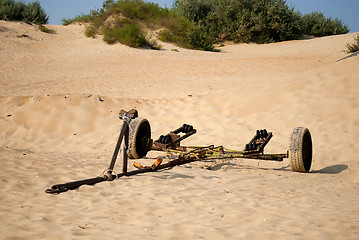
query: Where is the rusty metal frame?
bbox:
[148,125,286,162]
[45,111,288,194]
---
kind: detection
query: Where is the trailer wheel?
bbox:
[288,127,312,172]
[128,117,151,159]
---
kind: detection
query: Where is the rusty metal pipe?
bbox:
[45,176,106,194]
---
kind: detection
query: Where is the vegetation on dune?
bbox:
[174,0,303,43]
[301,11,349,37]
[62,13,97,26]
[0,0,350,51]
[346,33,359,53]
[103,22,147,47]
[0,0,48,24]
[63,0,350,51]
[63,0,216,51]
[38,24,55,33]
[174,0,349,43]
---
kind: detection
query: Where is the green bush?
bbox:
[103,23,147,47]
[158,20,216,51]
[174,0,349,43]
[112,0,164,21]
[0,0,25,21]
[84,24,96,37]
[234,0,302,43]
[346,33,359,53]
[0,0,48,24]
[174,0,302,43]
[22,1,48,24]
[301,11,349,37]
[174,0,213,23]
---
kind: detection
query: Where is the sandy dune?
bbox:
[1,20,359,239]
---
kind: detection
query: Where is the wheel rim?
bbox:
[302,130,312,171]
[135,120,151,158]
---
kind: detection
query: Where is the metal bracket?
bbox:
[151,124,196,150]
[243,129,272,155]
[106,109,138,177]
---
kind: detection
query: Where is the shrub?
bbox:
[174,0,213,23]
[184,23,217,51]
[174,0,302,43]
[346,33,359,53]
[0,0,25,21]
[301,11,349,37]
[112,0,164,21]
[84,24,97,37]
[22,1,48,24]
[0,0,48,24]
[103,23,147,47]
[234,0,302,43]
[174,0,350,43]
[158,22,216,51]
[103,20,161,49]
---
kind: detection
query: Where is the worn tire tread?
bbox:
[128,117,151,159]
[289,127,312,172]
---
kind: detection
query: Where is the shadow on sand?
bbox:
[312,164,348,174]
[201,162,349,175]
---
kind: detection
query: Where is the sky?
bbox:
[25,0,359,33]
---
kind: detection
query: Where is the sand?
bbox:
[1,20,359,239]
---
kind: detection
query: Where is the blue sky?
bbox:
[27,0,358,33]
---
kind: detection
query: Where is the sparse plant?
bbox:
[38,24,55,33]
[16,33,29,38]
[62,11,100,26]
[61,18,73,26]
[84,24,97,37]
[346,33,359,53]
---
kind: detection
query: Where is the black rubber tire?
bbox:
[288,127,313,172]
[128,117,151,159]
